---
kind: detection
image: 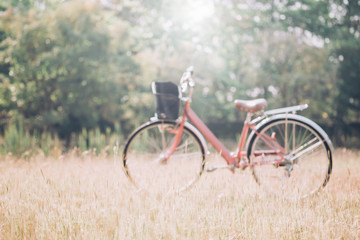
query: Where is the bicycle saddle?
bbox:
[234,98,267,113]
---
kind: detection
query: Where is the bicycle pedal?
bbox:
[206,166,218,172]
[207,164,236,172]
[239,159,248,170]
[154,154,167,165]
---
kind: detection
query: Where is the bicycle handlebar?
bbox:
[180,66,195,93]
[186,66,194,76]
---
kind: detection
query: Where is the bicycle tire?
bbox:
[123,120,206,193]
[247,116,332,199]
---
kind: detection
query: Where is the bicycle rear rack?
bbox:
[263,104,308,116]
[251,104,308,124]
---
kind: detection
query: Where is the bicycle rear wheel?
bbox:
[123,120,206,193]
[247,117,332,199]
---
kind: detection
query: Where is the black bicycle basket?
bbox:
[152,81,180,120]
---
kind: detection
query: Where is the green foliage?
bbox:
[1,0,140,138]
[0,123,62,157]
[2,123,36,156]
[0,122,122,157]
[70,125,122,155]
[337,47,360,113]
[0,0,359,148]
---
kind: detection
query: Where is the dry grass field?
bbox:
[0,149,359,239]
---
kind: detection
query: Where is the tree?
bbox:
[2,0,140,139]
[1,0,359,147]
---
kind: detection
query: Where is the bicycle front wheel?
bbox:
[247,117,332,199]
[123,120,206,193]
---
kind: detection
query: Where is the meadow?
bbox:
[0,149,359,239]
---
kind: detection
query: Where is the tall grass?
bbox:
[0,124,62,157]
[0,123,122,157]
[70,125,122,156]
[0,150,359,239]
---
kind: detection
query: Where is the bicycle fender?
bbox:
[184,122,209,155]
[246,114,334,153]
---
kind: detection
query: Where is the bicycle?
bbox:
[122,67,333,199]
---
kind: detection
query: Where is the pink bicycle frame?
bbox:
[165,101,286,168]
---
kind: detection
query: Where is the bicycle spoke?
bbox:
[248,118,331,199]
[289,138,323,162]
[123,121,205,193]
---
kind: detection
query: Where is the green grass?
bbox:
[0,149,359,239]
[0,123,122,157]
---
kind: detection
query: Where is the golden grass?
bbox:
[0,149,359,239]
